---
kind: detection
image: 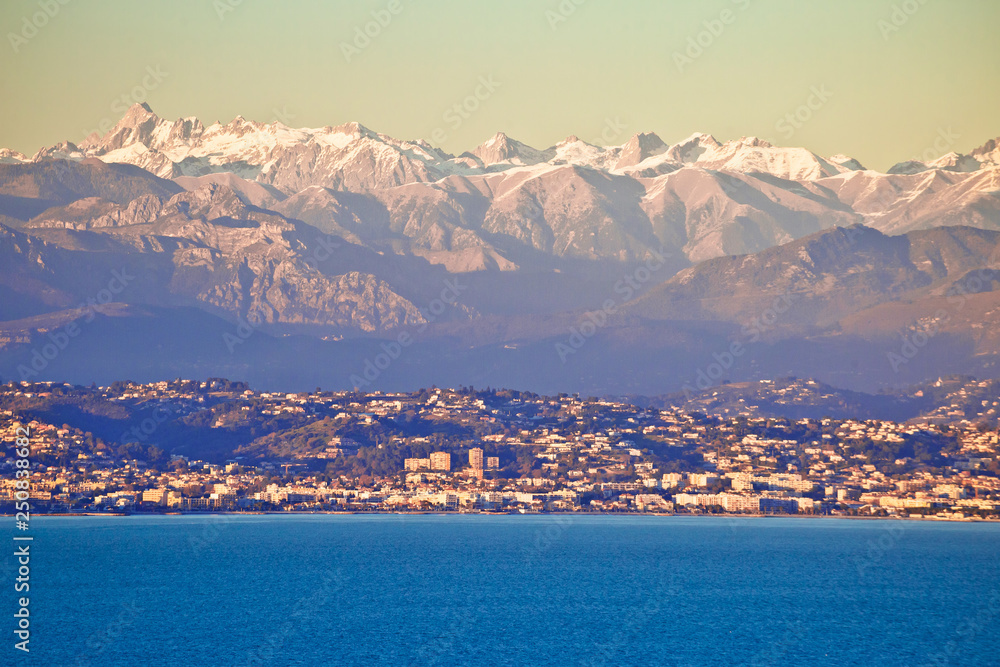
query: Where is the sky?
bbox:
[1,0,998,171]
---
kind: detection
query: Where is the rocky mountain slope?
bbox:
[1,105,999,394]
[0,184,445,332]
[626,224,1000,328]
[3,104,995,267]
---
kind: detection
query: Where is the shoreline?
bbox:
[6,511,998,522]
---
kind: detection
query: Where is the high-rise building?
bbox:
[486,457,500,470]
[405,458,430,471]
[469,447,484,470]
[429,451,451,471]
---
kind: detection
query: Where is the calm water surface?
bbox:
[14,515,1000,666]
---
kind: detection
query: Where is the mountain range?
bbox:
[1,104,998,395]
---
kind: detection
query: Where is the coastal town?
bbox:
[1,378,998,520]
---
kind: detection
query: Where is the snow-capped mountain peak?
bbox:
[828,154,867,171]
[71,105,455,191]
[664,132,721,163]
[550,135,615,169]
[731,136,773,149]
[614,132,668,169]
[0,148,27,164]
[119,102,157,127]
[887,138,999,176]
[472,132,549,166]
[970,137,1000,166]
[13,105,997,198]
[31,141,86,162]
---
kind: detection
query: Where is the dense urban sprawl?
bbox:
[1,379,998,519]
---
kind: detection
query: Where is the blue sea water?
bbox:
[10,515,1000,666]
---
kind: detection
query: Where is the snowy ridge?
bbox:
[10,105,999,190]
[887,136,1000,175]
[5,105,1000,266]
[17,104,999,193]
[23,104,883,189]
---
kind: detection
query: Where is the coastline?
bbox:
[7,511,998,522]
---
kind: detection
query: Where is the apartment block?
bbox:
[430,451,451,471]
[469,447,484,470]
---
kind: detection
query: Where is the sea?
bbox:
[12,515,1000,666]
